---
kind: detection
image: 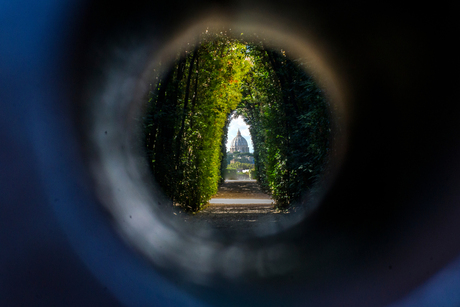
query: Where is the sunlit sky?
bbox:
[226,116,254,153]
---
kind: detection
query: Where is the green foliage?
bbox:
[249,168,257,179]
[144,30,251,211]
[236,46,331,209]
[224,169,238,180]
[227,162,254,170]
[224,168,250,180]
[219,116,231,184]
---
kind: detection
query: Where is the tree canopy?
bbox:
[235,45,331,209]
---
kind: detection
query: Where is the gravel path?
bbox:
[211,180,271,199]
[180,180,284,238]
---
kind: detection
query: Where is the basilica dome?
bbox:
[229,129,249,153]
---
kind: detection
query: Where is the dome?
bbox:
[231,130,248,147]
[229,129,249,153]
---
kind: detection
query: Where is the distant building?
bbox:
[230,156,254,164]
[229,129,250,153]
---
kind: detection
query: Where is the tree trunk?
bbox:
[146,68,174,163]
[175,46,198,160]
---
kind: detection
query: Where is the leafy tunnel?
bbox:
[143,29,333,212]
